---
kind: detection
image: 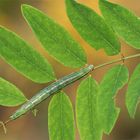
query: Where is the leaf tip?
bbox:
[21,4,30,9]
[127,105,136,119]
[21,4,33,15]
[21,4,28,11]
[129,112,135,119]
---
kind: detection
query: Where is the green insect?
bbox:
[0,65,93,133]
[9,64,93,121]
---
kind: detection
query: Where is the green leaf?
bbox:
[76,76,102,140]
[65,0,120,56]
[48,92,75,140]
[21,4,87,68]
[98,65,129,134]
[0,77,27,107]
[0,26,55,83]
[99,0,140,49]
[126,64,140,118]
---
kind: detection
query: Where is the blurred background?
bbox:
[0,0,140,140]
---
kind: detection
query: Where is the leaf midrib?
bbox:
[59,93,65,140]
[87,78,95,138]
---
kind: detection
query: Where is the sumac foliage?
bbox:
[0,0,140,140]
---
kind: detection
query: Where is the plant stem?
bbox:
[93,53,140,70]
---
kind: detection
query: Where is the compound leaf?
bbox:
[65,0,120,56]
[98,65,129,134]
[48,92,75,140]
[76,76,102,140]
[22,4,87,68]
[0,26,55,83]
[99,0,140,49]
[126,64,140,118]
[0,77,27,107]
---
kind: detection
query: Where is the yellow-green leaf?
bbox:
[0,26,55,83]
[76,76,102,140]
[48,92,75,140]
[126,64,140,118]
[98,65,129,134]
[99,0,140,49]
[0,77,27,107]
[65,0,120,56]
[22,4,87,68]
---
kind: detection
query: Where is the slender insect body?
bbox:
[10,65,94,120]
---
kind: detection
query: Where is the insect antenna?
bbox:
[0,119,12,134]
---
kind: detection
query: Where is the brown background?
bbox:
[0,0,140,140]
